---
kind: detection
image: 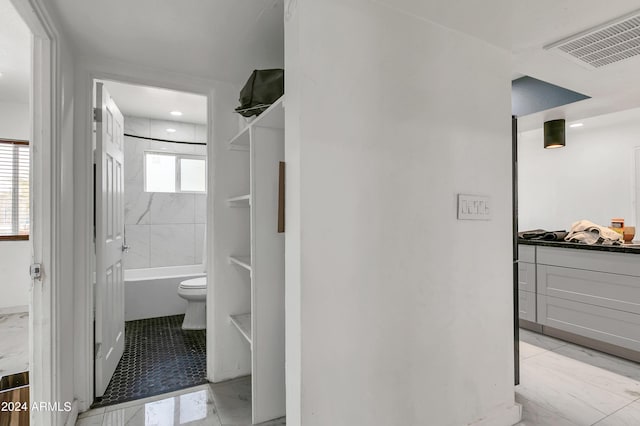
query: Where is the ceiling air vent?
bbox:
[545,10,640,68]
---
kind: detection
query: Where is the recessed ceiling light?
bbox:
[166,128,177,133]
[569,123,584,128]
[0,72,3,77]
[170,111,182,116]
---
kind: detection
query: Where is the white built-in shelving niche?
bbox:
[220,97,285,424]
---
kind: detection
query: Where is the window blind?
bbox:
[0,140,29,238]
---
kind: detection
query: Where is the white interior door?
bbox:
[94,82,126,397]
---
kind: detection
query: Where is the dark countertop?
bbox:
[518,238,640,254]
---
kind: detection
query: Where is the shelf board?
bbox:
[230,313,252,347]
[227,194,250,207]
[228,255,251,272]
[251,97,284,130]
[227,126,250,151]
[227,96,284,151]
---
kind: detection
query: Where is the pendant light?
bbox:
[544,119,565,149]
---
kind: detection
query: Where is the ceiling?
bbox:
[50,0,284,85]
[101,80,207,124]
[0,0,30,104]
[381,0,640,131]
[373,0,512,50]
[6,0,640,131]
[511,1,640,131]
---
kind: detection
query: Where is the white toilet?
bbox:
[178,224,208,330]
[178,277,207,330]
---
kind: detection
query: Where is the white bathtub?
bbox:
[125,265,206,321]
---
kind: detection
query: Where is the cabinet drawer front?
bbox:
[537,294,640,352]
[537,246,640,276]
[538,264,640,314]
[518,262,536,292]
[518,245,536,263]
[518,290,536,322]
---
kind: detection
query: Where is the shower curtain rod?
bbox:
[124,133,206,146]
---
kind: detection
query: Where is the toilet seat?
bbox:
[179,277,207,290]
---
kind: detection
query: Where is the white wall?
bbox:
[0,101,29,140]
[518,107,640,232]
[0,100,30,310]
[0,241,30,310]
[286,1,519,425]
[123,116,207,269]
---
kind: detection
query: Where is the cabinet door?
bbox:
[518,262,536,293]
[537,264,640,314]
[518,245,536,263]
[518,290,536,322]
[538,294,640,352]
[537,246,640,276]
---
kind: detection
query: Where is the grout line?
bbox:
[520,350,550,362]
[517,395,577,426]
[206,382,225,425]
[590,399,638,425]
[519,339,567,360]
[519,330,640,426]
[77,407,105,418]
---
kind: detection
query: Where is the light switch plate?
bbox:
[457,194,491,220]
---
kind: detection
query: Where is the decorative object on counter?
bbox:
[610,218,624,235]
[624,226,635,243]
[565,219,624,245]
[235,69,284,117]
[544,119,566,149]
[518,229,568,241]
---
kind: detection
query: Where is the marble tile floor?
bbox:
[78,327,640,425]
[516,328,640,425]
[77,378,285,426]
[52,322,640,425]
[0,312,29,381]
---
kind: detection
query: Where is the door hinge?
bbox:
[93,107,102,123]
[30,263,42,281]
[95,342,101,359]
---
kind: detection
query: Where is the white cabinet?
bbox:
[537,246,640,276]
[217,98,285,424]
[518,245,536,322]
[518,245,536,264]
[537,263,640,314]
[537,294,640,352]
[518,290,536,322]
[532,245,640,355]
[518,261,536,293]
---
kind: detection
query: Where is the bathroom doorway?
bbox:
[91,79,209,407]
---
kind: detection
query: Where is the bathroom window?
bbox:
[0,139,29,240]
[144,151,206,193]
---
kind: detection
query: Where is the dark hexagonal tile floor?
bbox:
[92,314,207,408]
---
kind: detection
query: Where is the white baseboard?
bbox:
[468,402,522,426]
[0,305,28,315]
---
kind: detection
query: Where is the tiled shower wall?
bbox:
[123,116,207,270]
